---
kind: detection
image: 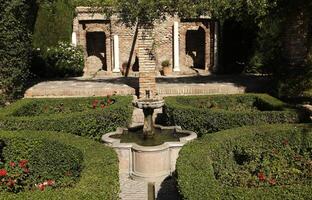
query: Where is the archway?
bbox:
[185,27,206,69]
[86,32,107,71]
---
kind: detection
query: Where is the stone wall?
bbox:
[73,7,215,77]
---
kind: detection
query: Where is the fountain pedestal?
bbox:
[132,97,164,138]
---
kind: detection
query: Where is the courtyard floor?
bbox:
[25,74,269,98]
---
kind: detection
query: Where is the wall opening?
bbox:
[86,32,107,71]
[185,27,206,69]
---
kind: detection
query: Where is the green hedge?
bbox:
[0,96,133,140]
[2,137,83,189]
[176,124,312,200]
[0,0,37,101]
[163,94,306,136]
[0,130,119,199]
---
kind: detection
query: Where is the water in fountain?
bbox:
[109,90,190,146]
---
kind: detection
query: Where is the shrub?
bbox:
[33,0,74,50]
[31,42,84,78]
[0,130,119,199]
[0,0,37,102]
[177,124,312,200]
[161,60,170,68]
[0,137,83,192]
[0,96,133,140]
[163,94,306,136]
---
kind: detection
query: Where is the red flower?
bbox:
[0,169,7,177]
[282,139,289,146]
[47,179,55,186]
[19,160,28,168]
[9,161,16,167]
[269,178,276,186]
[37,183,45,191]
[257,172,266,182]
[23,168,30,174]
[92,100,99,109]
[6,178,15,188]
[101,104,105,109]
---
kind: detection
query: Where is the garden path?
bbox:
[24,75,269,98]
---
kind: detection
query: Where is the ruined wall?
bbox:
[74,7,215,77]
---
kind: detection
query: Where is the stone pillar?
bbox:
[213,22,219,72]
[173,21,180,72]
[113,35,120,72]
[71,32,77,47]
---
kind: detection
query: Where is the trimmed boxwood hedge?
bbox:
[0,96,133,140]
[0,130,119,200]
[176,124,312,200]
[2,137,83,189]
[163,94,307,136]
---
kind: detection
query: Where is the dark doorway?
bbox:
[86,32,107,70]
[186,27,206,69]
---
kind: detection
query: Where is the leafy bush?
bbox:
[1,137,83,192]
[33,0,74,50]
[0,0,37,102]
[32,42,84,78]
[163,94,306,136]
[177,124,312,200]
[0,96,133,140]
[0,130,119,199]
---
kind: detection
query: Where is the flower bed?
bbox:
[0,130,119,199]
[176,124,312,200]
[0,96,133,140]
[163,94,307,136]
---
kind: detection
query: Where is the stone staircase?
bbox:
[137,27,156,72]
[137,27,157,98]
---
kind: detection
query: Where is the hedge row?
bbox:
[176,124,312,200]
[2,137,83,190]
[163,94,307,136]
[0,0,37,101]
[0,130,119,200]
[0,96,133,140]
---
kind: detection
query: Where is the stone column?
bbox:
[71,32,77,47]
[113,35,120,72]
[213,22,219,72]
[173,21,180,72]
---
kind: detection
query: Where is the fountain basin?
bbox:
[132,98,164,109]
[102,125,197,182]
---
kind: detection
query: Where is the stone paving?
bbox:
[24,75,269,98]
[119,174,181,200]
[119,174,148,200]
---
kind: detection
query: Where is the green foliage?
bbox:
[276,66,312,98]
[0,0,37,102]
[45,42,84,77]
[177,124,312,200]
[163,94,305,136]
[0,96,133,140]
[115,0,168,25]
[161,60,170,68]
[2,137,83,190]
[33,0,74,50]
[0,130,119,199]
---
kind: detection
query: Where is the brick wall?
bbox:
[74,7,215,77]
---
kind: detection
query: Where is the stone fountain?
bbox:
[102,28,197,182]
